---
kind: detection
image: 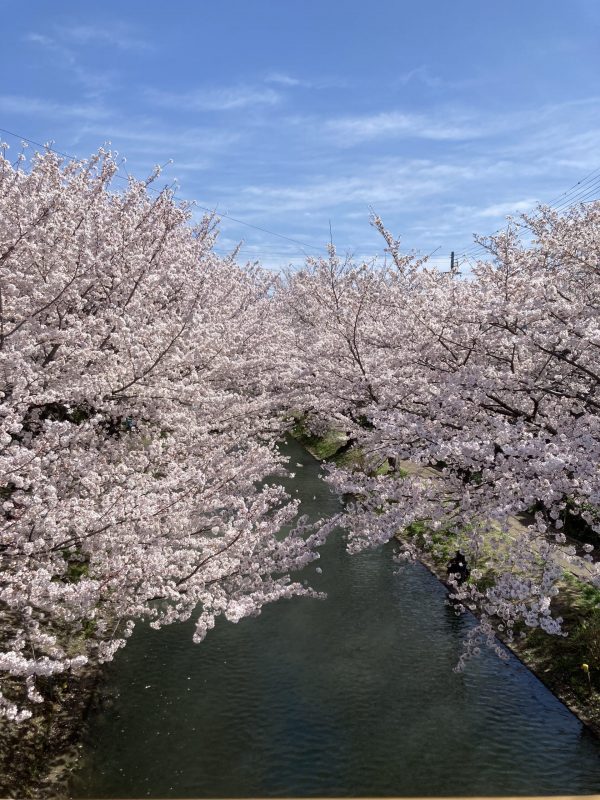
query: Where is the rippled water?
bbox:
[72,437,600,797]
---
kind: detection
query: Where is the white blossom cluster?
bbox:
[3,142,599,719]
[282,207,600,655]
[0,146,324,720]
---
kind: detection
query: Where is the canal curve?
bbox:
[72,436,600,797]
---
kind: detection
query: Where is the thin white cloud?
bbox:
[265,72,307,87]
[476,199,539,218]
[148,86,282,112]
[309,97,600,149]
[55,24,152,52]
[24,31,77,66]
[0,94,109,121]
[265,71,346,90]
[24,31,115,94]
[324,110,483,145]
[396,66,442,88]
[24,32,53,47]
[169,159,213,173]
[215,158,495,218]
[78,122,241,157]
[393,65,481,91]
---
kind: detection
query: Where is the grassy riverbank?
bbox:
[404,523,600,736]
[290,420,600,737]
[4,419,597,799]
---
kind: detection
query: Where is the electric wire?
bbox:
[3,125,600,270]
[553,176,600,210]
[457,164,600,264]
[0,126,327,255]
[544,165,600,207]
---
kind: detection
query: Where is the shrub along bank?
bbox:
[0,655,99,799]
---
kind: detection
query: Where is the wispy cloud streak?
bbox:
[147,86,282,112]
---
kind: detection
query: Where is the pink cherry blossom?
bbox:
[0,145,323,719]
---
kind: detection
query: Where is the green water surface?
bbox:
[72,437,600,797]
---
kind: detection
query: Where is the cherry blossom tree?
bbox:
[283,206,600,656]
[0,145,323,721]
[4,139,598,721]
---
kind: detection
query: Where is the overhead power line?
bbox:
[545,164,600,208]
[456,166,600,264]
[4,124,600,271]
[0,126,327,255]
[553,176,600,210]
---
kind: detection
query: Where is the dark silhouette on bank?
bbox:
[446,550,470,586]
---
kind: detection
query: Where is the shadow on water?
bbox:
[72,436,600,798]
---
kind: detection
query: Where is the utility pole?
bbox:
[449,251,461,276]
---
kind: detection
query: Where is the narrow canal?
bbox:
[72,437,600,797]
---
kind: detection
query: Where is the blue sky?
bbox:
[1,0,599,269]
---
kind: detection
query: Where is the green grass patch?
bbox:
[401,520,459,567]
[515,573,600,703]
[289,416,351,460]
[293,427,347,460]
[331,445,364,468]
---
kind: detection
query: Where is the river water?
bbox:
[72,437,600,797]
